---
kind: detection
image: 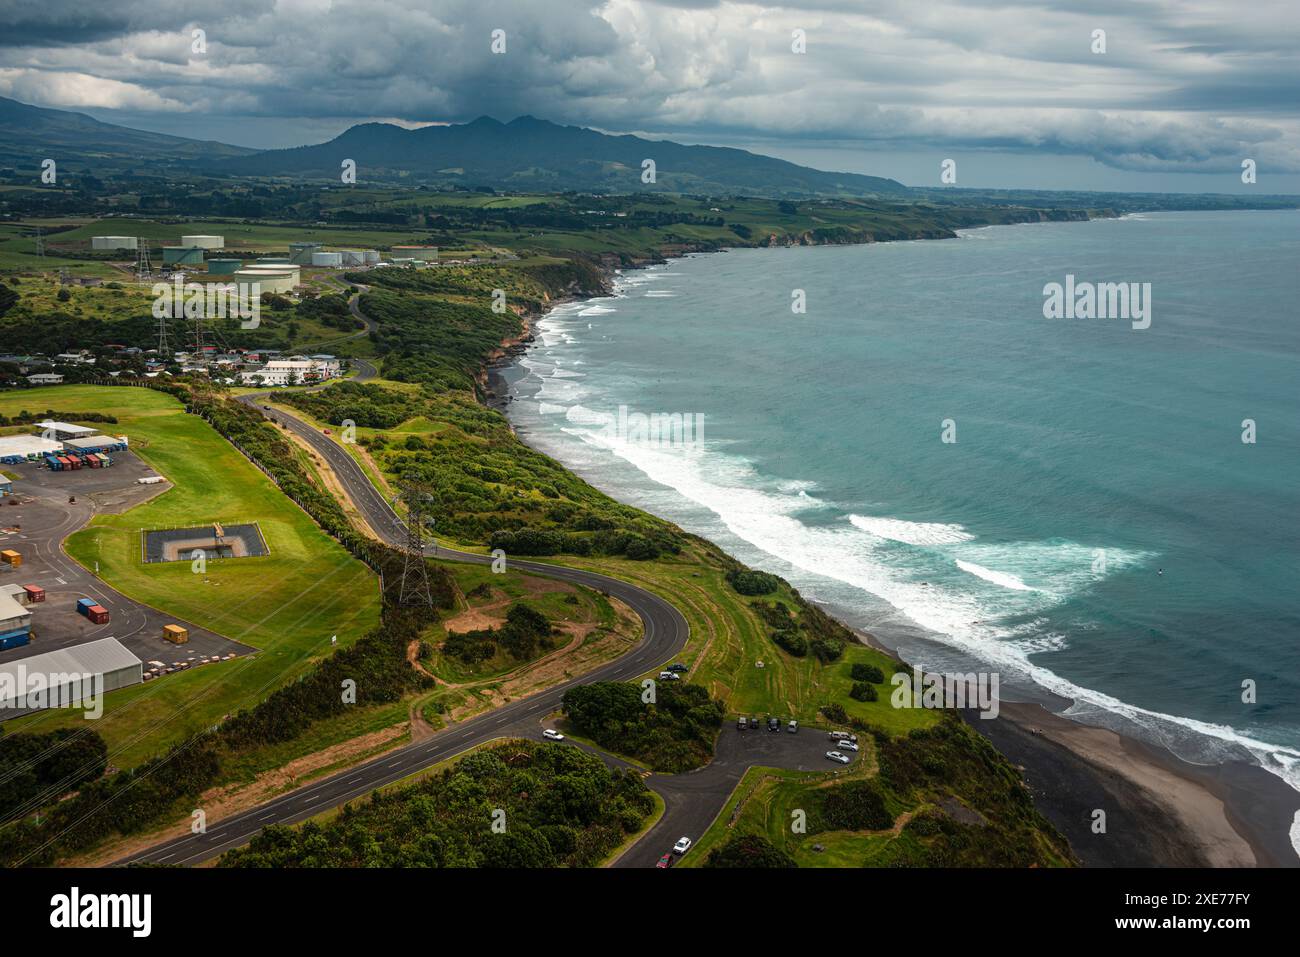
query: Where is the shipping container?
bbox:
[163,624,189,644]
[44,455,61,471]
[76,597,96,616]
[88,607,110,625]
[22,585,45,603]
[0,632,30,651]
[0,550,20,567]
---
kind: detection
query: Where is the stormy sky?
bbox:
[0,0,1297,192]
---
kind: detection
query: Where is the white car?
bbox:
[658,671,681,681]
[825,750,851,764]
[542,729,565,741]
[673,836,693,855]
[836,740,859,752]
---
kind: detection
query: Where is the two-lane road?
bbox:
[118,388,689,866]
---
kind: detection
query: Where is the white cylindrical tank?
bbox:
[311,251,343,267]
[91,236,138,250]
[338,250,365,266]
[234,268,296,295]
[362,250,380,264]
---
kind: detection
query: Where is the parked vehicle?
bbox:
[767,716,780,732]
[737,716,748,730]
[827,731,857,742]
[826,751,851,764]
[656,854,674,869]
[542,729,565,741]
[836,740,859,752]
[658,671,681,681]
[672,837,693,855]
[667,663,689,673]
[787,719,799,733]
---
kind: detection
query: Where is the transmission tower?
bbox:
[156,310,170,357]
[33,226,44,262]
[396,485,436,608]
[135,240,153,283]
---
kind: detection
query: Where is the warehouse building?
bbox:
[63,435,127,455]
[34,421,101,441]
[180,234,224,249]
[0,637,142,718]
[0,591,32,651]
[90,236,138,251]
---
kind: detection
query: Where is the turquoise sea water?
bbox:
[505,210,1300,800]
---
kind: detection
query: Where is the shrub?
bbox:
[704,834,796,868]
[850,663,885,684]
[821,781,894,831]
[850,681,878,702]
[726,567,780,596]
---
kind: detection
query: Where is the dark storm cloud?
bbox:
[0,0,1296,173]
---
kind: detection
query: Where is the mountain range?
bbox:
[0,96,904,198]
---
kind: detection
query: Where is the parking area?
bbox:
[0,453,254,676]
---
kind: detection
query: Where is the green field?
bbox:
[0,385,382,766]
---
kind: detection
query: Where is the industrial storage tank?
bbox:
[181,235,224,249]
[289,242,323,264]
[362,250,380,264]
[338,249,365,266]
[234,268,296,295]
[311,251,343,267]
[91,236,138,251]
[207,259,243,275]
[162,246,205,266]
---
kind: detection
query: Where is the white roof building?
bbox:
[35,420,101,440]
[0,637,143,718]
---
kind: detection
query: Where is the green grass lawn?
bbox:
[0,385,382,767]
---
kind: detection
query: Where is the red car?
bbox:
[655,853,674,869]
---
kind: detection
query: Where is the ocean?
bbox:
[503,210,1300,810]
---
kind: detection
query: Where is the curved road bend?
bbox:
[117,393,689,866]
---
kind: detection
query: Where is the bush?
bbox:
[821,781,894,831]
[704,834,796,868]
[726,567,780,596]
[820,702,848,724]
[850,663,885,684]
[849,681,878,702]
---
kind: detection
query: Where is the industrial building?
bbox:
[180,234,224,249]
[35,421,100,441]
[91,236,138,251]
[207,259,243,275]
[163,246,205,266]
[0,637,143,717]
[0,434,63,462]
[289,242,324,265]
[239,356,341,386]
[0,478,11,496]
[26,373,63,385]
[63,435,127,455]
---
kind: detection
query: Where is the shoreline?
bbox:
[486,237,1299,868]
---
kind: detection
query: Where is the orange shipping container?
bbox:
[163,624,189,644]
[0,550,20,567]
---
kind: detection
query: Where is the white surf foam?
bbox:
[850,514,974,546]
[955,559,1035,591]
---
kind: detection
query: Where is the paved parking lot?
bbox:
[0,453,254,675]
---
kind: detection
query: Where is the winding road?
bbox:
[116,290,851,867]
